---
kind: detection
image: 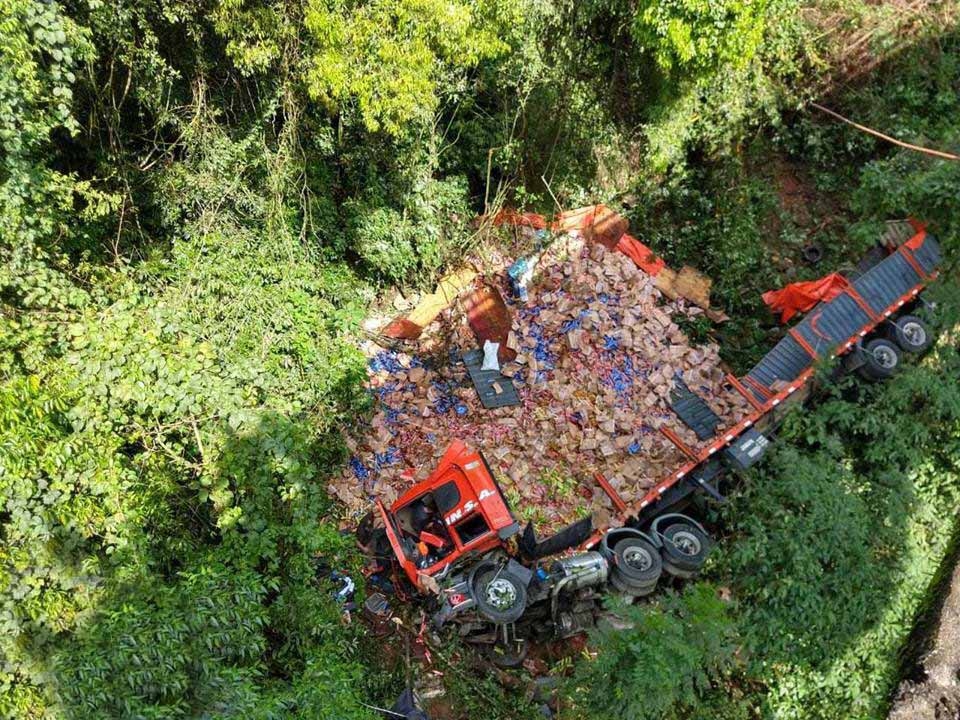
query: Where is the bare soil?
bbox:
[889,557,960,719]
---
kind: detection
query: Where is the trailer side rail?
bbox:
[624,230,942,518]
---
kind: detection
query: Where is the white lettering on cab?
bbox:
[444,488,496,525]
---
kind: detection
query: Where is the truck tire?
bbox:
[472,566,527,624]
[659,523,710,574]
[487,639,529,668]
[889,315,933,353]
[612,537,662,584]
[609,568,658,597]
[859,338,902,380]
[661,560,699,579]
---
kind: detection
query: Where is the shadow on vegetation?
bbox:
[704,279,960,718]
[26,408,396,719]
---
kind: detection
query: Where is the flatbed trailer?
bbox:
[593,222,942,534]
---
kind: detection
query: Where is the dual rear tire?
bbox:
[607,520,711,595]
[888,315,933,354]
[609,537,661,596]
[859,315,932,381]
[659,523,710,579]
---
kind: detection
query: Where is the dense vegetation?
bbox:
[567,286,960,720]
[1,1,957,719]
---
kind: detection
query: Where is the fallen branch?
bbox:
[810,102,960,161]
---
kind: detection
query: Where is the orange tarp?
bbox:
[492,208,548,230]
[762,272,849,323]
[905,226,927,250]
[616,233,666,276]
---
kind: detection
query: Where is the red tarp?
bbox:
[616,233,666,276]
[492,208,548,230]
[762,272,850,323]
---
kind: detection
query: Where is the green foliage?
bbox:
[627,164,787,370]
[433,641,543,720]
[348,173,473,285]
[55,563,268,718]
[569,584,737,720]
[352,206,419,283]
[0,272,380,715]
[0,0,114,375]
[632,0,768,75]
[845,36,960,258]
[710,290,960,718]
[0,0,88,157]
[1,3,387,715]
[306,0,517,136]
[214,0,519,137]
[539,466,577,502]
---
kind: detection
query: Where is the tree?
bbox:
[569,584,737,720]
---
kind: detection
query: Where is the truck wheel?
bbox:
[487,639,529,668]
[609,568,658,597]
[472,566,527,624]
[889,315,933,353]
[859,338,902,380]
[661,560,698,579]
[612,538,662,584]
[660,523,710,574]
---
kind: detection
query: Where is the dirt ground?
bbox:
[889,557,960,719]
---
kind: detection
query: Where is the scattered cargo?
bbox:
[334,217,747,534]
[349,212,941,664]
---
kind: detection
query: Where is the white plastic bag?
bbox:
[481,340,501,372]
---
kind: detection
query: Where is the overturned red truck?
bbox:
[358,220,942,663]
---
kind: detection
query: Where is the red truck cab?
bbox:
[377,440,520,590]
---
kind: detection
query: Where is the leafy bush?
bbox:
[631,0,768,76]
[352,206,420,284]
[711,285,960,718]
[348,173,473,286]
[568,584,737,720]
[55,563,268,718]
[1,10,384,714]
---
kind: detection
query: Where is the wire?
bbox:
[810,102,960,161]
[359,701,407,718]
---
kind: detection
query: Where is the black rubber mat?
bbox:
[670,377,721,440]
[462,349,521,409]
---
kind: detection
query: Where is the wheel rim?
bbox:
[485,577,518,611]
[622,546,653,572]
[873,345,898,368]
[671,530,701,556]
[902,322,926,346]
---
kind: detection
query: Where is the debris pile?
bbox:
[333,233,751,533]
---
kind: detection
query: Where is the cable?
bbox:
[810,102,960,161]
